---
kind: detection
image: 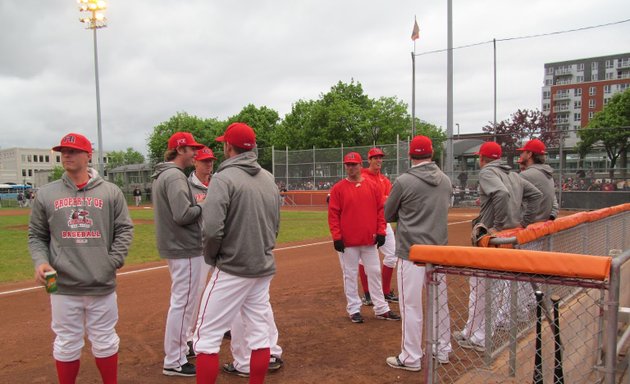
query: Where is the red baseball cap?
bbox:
[195,146,217,161]
[517,139,546,155]
[52,133,93,154]
[343,152,362,164]
[216,122,256,150]
[475,141,502,159]
[167,132,205,150]
[367,147,385,158]
[409,135,433,156]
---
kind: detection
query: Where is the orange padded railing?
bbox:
[408,245,612,281]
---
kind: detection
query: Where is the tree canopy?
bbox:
[579,88,630,178]
[482,109,557,167]
[107,147,145,170]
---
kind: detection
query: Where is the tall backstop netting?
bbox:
[412,203,630,384]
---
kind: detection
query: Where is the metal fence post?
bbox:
[424,263,435,384]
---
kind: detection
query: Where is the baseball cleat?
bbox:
[384,292,399,303]
[386,356,421,372]
[350,312,364,323]
[222,363,249,378]
[361,293,373,306]
[268,355,284,371]
[163,362,196,377]
[376,310,401,321]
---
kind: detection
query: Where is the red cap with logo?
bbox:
[215,122,256,150]
[409,135,433,156]
[475,141,502,159]
[52,133,93,154]
[167,132,205,150]
[517,139,546,155]
[195,146,217,161]
[367,147,385,158]
[343,152,362,164]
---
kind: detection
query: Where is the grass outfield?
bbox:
[0,208,329,284]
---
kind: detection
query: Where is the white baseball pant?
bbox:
[187,260,214,342]
[461,276,487,345]
[358,223,397,269]
[230,305,282,373]
[51,292,119,361]
[338,245,390,316]
[164,256,204,369]
[193,269,273,355]
[396,259,451,368]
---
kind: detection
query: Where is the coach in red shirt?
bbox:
[328,152,400,324]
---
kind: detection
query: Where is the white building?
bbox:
[0,147,109,187]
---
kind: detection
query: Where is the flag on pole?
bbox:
[411,18,420,41]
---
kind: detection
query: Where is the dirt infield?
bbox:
[0,208,478,384]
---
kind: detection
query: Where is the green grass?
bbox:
[0,208,330,284]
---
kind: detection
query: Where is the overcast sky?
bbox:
[1,1,628,155]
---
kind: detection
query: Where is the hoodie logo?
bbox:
[67,209,93,229]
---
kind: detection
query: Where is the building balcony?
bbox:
[553,105,570,112]
[554,93,571,100]
[555,79,572,85]
[554,118,570,125]
[555,68,574,76]
[617,60,630,69]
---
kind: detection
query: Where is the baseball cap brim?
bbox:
[215,135,226,142]
[52,144,91,153]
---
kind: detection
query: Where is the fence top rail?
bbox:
[473,202,630,247]
[409,245,612,280]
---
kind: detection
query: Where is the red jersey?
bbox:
[328,178,386,247]
[361,168,392,203]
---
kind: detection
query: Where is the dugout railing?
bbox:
[411,203,630,384]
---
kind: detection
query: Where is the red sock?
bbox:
[95,353,118,384]
[358,264,369,295]
[196,353,219,384]
[382,265,394,295]
[55,359,80,384]
[249,348,270,384]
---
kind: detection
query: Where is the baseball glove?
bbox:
[471,222,490,247]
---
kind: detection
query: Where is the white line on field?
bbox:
[0,221,471,297]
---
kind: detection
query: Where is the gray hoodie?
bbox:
[384,162,452,260]
[188,171,209,203]
[519,164,559,221]
[473,160,543,231]
[28,169,133,296]
[201,151,280,277]
[152,162,202,259]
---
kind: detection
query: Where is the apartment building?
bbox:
[542,53,630,147]
[0,147,109,186]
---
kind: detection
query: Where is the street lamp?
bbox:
[78,0,107,176]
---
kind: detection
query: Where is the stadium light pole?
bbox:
[78,0,107,176]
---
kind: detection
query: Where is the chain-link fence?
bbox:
[269,140,411,191]
[418,205,629,383]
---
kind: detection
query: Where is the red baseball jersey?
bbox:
[361,168,392,203]
[328,178,386,247]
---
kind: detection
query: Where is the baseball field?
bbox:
[0,206,478,383]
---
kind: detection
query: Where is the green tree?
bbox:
[107,148,145,170]
[275,80,414,149]
[146,112,223,164]
[225,104,281,170]
[49,166,64,182]
[482,109,556,168]
[579,89,630,178]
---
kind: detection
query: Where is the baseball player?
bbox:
[132,186,142,207]
[153,131,205,377]
[384,136,452,371]
[185,146,217,356]
[358,148,398,306]
[193,122,281,384]
[28,133,133,384]
[328,152,401,324]
[454,141,542,351]
[517,139,559,222]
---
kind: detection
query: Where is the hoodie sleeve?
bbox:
[384,179,402,223]
[479,168,510,231]
[109,188,134,268]
[520,178,543,227]
[28,195,51,268]
[165,171,202,225]
[327,184,343,241]
[550,196,559,219]
[201,176,230,265]
[374,183,386,236]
